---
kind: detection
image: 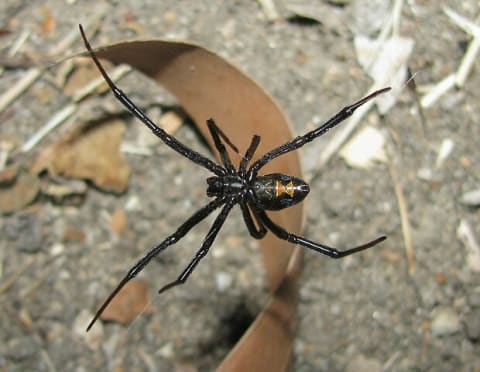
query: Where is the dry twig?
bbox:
[388,156,415,275]
[20,64,131,154]
[0,6,108,115]
[421,8,480,107]
[0,257,35,295]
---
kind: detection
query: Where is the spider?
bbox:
[79,25,389,332]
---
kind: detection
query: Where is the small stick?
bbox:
[40,349,58,372]
[455,37,480,87]
[0,30,31,77]
[72,64,132,103]
[0,7,108,115]
[443,7,480,38]
[420,74,456,108]
[19,64,132,154]
[257,0,279,22]
[406,67,427,137]
[120,142,153,156]
[20,103,77,153]
[420,7,480,106]
[443,7,480,87]
[0,257,35,295]
[457,220,480,272]
[388,156,415,275]
[8,29,31,57]
[0,68,42,114]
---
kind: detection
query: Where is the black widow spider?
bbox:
[79,25,389,332]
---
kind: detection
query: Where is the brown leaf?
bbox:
[0,164,18,185]
[0,170,39,214]
[100,279,151,325]
[88,37,304,371]
[33,118,129,193]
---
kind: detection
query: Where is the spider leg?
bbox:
[239,136,265,238]
[247,87,391,178]
[239,135,261,176]
[254,207,386,258]
[86,197,226,332]
[240,201,267,239]
[158,199,235,294]
[206,119,236,173]
[79,25,226,177]
[206,118,240,154]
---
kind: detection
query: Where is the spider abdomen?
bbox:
[251,174,309,211]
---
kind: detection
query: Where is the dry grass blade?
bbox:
[0,257,35,295]
[388,157,415,275]
[0,6,108,115]
[20,64,131,154]
[20,104,77,153]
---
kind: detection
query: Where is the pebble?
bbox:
[158,342,174,359]
[3,336,37,361]
[431,307,461,336]
[6,212,44,253]
[73,309,103,350]
[50,242,64,256]
[467,286,480,307]
[465,311,480,342]
[460,188,480,207]
[215,271,233,292]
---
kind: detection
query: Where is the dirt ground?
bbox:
[1,0,479,371]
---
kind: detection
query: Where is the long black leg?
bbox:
[254,208,386,258]
[206,119,236,173]
[158,199,235,294]
[79,25,226,177]
[86,197,226,331]
[239,136,264,238]
[240,201,267,239]
[207,118,240,154]
[247,88,391,178]
[239,135,261,176]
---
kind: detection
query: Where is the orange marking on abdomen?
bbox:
[285,180,294,197]
[275,180,295,198]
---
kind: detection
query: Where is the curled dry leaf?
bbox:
[33,118,129,193]
[100,279,151,325]
[91,37,304,370]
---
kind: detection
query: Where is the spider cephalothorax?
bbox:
[79,25,388,332]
